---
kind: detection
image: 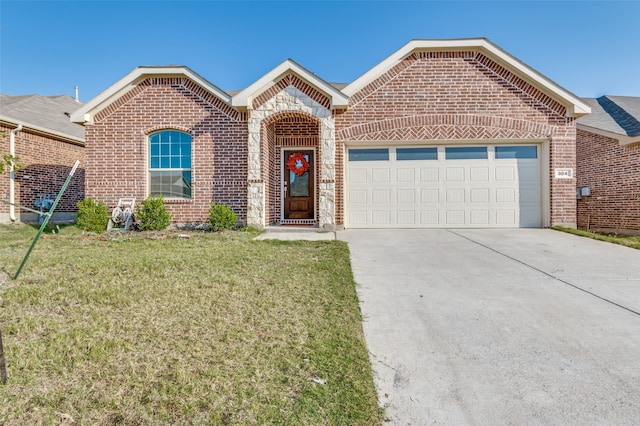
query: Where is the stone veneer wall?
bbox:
[576,129,640,234]
[246,84,336,229]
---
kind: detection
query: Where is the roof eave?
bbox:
[0,116,85,145]
[577,123,640,146]
[342,38,591,118]
[231,59,349,111]
[70,66,232,125]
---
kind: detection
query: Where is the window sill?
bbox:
[162,198,193,204]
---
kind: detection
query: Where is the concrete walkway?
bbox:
[338,229,640,425]
[253,227,336,241]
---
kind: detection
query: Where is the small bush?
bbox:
[76,198,109,233]
[137,196,172,231]
[208,201,237,232]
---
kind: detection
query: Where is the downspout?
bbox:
[9,124,23,221]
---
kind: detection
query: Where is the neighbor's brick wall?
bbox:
[576,129,640,233]
[85,77,247,224]
[334,50,577,227]
[0,123,85,222]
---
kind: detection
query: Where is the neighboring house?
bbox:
[0,94,85,223]
[576,96,640,234]
[71,38,590,230]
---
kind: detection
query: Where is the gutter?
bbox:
[9,124,23,221]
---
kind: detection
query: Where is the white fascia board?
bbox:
[577,123,640,146]
[231,59,349,110]
[342,38,591,118]
[70,66,232,125]
[0,116,85,145]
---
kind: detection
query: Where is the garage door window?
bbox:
[397,147,438,161]
[348,148,389,161]
[445,146,487,160]
[495,146,537,159]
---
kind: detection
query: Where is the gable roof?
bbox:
[231,59,349,111]
[577,96,640,145]
[70,66,231,125]
[341,38,591,118]
[0,93,85,143]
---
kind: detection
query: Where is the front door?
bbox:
[283,150,315,219]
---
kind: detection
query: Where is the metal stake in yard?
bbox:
[11,160,80,280]
[0,328,7,385]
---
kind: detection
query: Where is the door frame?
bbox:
[280,147,317,222]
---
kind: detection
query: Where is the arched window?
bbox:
[149,130,192,199]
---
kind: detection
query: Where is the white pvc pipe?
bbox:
[9,124,22,221]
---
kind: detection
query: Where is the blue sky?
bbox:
[1,1,639,102]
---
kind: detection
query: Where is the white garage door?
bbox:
[345,145,541,228]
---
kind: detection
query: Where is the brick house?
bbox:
[71,39,590,230]
[0,94,85,223]
[576,96,640,234]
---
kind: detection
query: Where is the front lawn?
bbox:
[553,226,640,250]
[0,224,383,425]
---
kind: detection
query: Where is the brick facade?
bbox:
[85,78,247,224]
[79,41,584,229]
[334,51,577,227]
[576,129,640,234]
[0,123,84,222]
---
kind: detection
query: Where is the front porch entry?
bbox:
[245,84,337,230]
[282,149,315,224]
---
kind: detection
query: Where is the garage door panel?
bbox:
[471,210,490,225]
[346,145,542,228]
[397,168,415,181]
[420,210,439,224]
[420,168,439,182]
[348,189,368,204]
[372,210,391,224]
[470,188,490,203]
[496,188,516,203]
[397,189,415,203]
[397,210,415,224]
[372,189,391,203]
[496,210,516,225]
[348,168,368,183]
[421,189,439,203]
[446,188,465,203]
[495,166,515,181]
[446,210,465,225]
[446,167,465,181]
[470,167,490,181]
[372,168,390,182]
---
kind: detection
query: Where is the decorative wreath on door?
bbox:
[286,152,310,176]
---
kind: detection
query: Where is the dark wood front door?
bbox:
[283,150,314,219]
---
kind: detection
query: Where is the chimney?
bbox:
[75,86,80,102]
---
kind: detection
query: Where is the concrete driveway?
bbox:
[337,229,640,425]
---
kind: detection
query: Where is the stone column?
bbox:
[246,114,265,228]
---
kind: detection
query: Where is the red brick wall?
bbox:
[334,51,577,226]
[85,78,247,224]
[0,124,85,221]
[576,129,640,233]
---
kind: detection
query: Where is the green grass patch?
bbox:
[553,226,640,250]
[0,224,383,425]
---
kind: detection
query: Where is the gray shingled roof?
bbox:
[578,95,640,137]
[0,94,85,141]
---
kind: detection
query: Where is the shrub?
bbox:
[76,198,109,233]
[208,201,237,232]
[137,196,172,231]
